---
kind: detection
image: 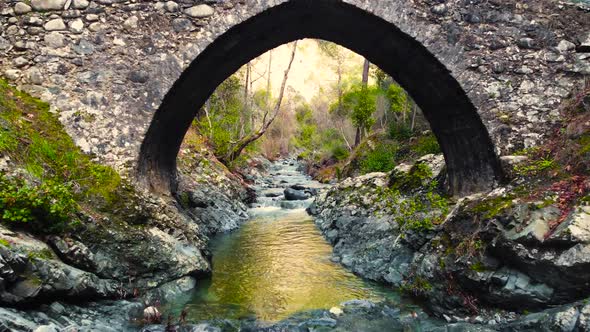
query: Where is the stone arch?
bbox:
[138,0,504,196]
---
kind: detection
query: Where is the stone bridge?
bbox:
[0,0,588,195]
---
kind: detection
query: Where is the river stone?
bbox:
[14,2,32,15]
[124,15,139,30]
[25,67,43,85]
[552,206,590,243]
[557,40,576,53]
[72,0,89,9]
[184,4,214,18]
[68,18,84,33]
[284,188,310,201]
[44,32,65,48]
[44,19,67,31]
[31,0,67,11]
[171,18,193,32]
[164,1,179,12]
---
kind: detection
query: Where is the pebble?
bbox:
[184,4,214,18]
[69,18,84,33]
[31,0,67,11]
[44,18,67,31]
[14,2,32,15]
[44,32,65,48]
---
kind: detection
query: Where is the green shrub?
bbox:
[0,174,78,234]
[360,143,398,174]
[411,134,441,156]
[331,145,350,161]
[389,122,412,140]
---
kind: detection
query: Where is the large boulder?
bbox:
[284,187,311,201]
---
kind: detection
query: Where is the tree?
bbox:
[220,41,299,164]
[355,58,371,146]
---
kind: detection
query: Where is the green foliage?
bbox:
[0,78,127,234]
[0,174,78,234]
[400,276,432,297]
[27,248,54,261]
[386,83,408,115]
[470,261,487,273]
[331,145,349,161]
[0,238,10,247]
[359,142,398,174]
[514,157,556,176]
[388,122,413,140]
[470,195,514,219]
[350,87,376,131]
[196,76,250,158]
[395,185,449,232]
[411,134,441,156]
[391,163,434,192]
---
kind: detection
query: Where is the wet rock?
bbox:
[284,187,310,201]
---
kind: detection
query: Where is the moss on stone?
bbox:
[0,78,144,234]
[470,195,515,219]
[27,248,55,261]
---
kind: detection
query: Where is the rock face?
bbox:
[0,0,586,179]
[311,155,590,327]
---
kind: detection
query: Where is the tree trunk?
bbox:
[354,58,370,147]
[241,62,251,137]
[410,102,417,132]
[222,41,298,164]
[266,49,272,110]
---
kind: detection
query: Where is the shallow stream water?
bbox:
[163,160,408,324]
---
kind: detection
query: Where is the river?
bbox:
[162,160,416,326]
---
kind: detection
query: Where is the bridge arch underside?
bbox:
[138,0,504,196]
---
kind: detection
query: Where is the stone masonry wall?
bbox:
[0,0,588,175]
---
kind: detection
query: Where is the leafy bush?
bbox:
[389,122,412,141]
[411,134,441,156]
[0,174,78,234]
[331,145,350,161]
[360,142,398,174]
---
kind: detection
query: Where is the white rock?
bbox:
[68,18,84,33]
[44,18,66,31]
[25,67,43,85]
[557,40,576,53]
[4,69,21,81]
[85,14,99,22]
[184,4,214,18]
[164,1,179,12]
[113,37,126,46]
[44,31,64,48]
[123,16,139,30]
[143,306,161,323]
[72,0,89,9]
[88,22,102,32]
[33,325,59,332]
[14,2,32,15]
[30,0,67,11]
[329,307,343,316]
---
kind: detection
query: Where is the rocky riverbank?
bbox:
[0,92,254,330]
[309,153,590,331]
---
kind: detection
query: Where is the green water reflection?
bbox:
[164,209,400,322]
